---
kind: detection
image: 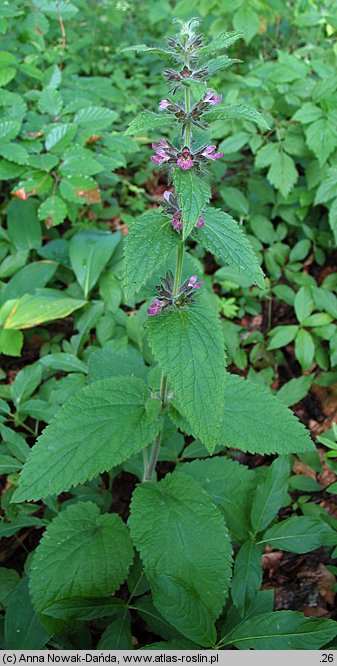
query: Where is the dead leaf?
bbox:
[76,188,101,204]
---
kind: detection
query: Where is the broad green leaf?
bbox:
[129,472,232,646]
[147,304,225,450]
[0,260,58,305]
[12,377,161,502]
[2,289,86,330]
[0,517,47,539]
[0,66,16,86]
[312,286,337,319]
[293,103,323,124]
[0,330,23,356]
[0,143,28,165]
[0,120,20,142]
[39,353,87,374]
[260,516,335,553]
[204,104,269,130]
[277,374,314,407]
[30,502,133,632]
[193,207,264,288]
[207,56,240,75]
[181,457,255,543]
[123,210,179,299]
[98,613,132,650]
[43,597,125,621]
[126,111,173,135]
[38,196,67,227]
[220,374,314,454]
[87,347,147,383]
[45,123,77,152]
[267,150,298,198]
[315,167,337,204]
[267,325,299,350]
[5,578,49,649]
[74,106,117,129]
[121,44,174,58]
[295,329,315,371]
[69,230,120,298]
[222,611,337,649]
[231,540,262,614]
[173,170,211,240]
[11,363,41,407]
[294,286,314,323]
[329,198,337,243]
[0,568,20,609]
[38,89,63,116]
[251,457,290,534]
[306,118,337,165]
[7,199,42,250]
[233,6,259,43]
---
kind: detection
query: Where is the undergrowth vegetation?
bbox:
[0,0,337,651]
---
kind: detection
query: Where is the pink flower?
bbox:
[159,99,170,109]
[147,299,164,316]
[204,90,222,105]
[196,217,205,228]
[188,275,203,289]
[201,145,223,161]
[151,139,170,165]
[163,190,171,202]
[171,212,183,231]
[177,149,194,170]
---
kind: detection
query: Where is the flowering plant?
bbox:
[10,19,329,650]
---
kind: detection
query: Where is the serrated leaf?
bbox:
[121,44,174,58]
[173,170,211,240]
[45,123,77,152]
[200,32,242,55]
[315,168,337,204]
[293,103,323,124]
[38,196,67,227]
[222,611,337,649]
[181,457,255,543]
[193,207,264,288]
[231,540,262,614]
[12,377,161,502]
[30,502,133,633]
[38,89,63,116]
[0,143,28,165]
[147,304,225,450]
[260,516,335,553]
[129,472,232,646]
[220,374,314,454]
[306,118,337,165]
[87,347,147,383]
[204,104,269,130]
[74,106,117,129]
[267,150,298,198]
[251,457,290,535]
[0,120,20,142]
[126,111,173,135]
[124,210,179,299]
[207,56,240,75]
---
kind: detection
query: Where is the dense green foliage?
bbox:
[0,0,337,652]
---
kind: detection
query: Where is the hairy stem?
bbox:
[143,372,168,482]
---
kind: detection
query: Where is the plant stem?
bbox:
[143,372,168,482]
[173,241,184,296]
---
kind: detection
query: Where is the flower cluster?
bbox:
[162,190,204,233]
[147,271,204,316]
[151,140,223,170]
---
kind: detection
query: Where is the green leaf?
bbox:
[173,170,211,240]
[260,516,335,553]
[87,347,147,383]
[220,374,314,454]
[45,123,77,153]
[12,377,161,502]
[7,199,41,250]
[0,330,23,356]
[277,374,314,407]
[0,66,16,86]
[147,304,225,450]
[251,456,290,534]
[43,597,125,621]
[126,111,173,135]
[222,611,337,649]
[74,106,117,129]
[5,578,49,649]
[38,89,63,116]
[11,363,41,407]
[233,7,259,43]
[267,150,298,198]
[295,329,315,371]
[294,286,314,323]
[293,103,323,124]
[69,230,120,298]
[181,457,255,543]
[30,502,133,633]
[194,207,265,288]
[38,196,67,227]
[98,613,132,650]
[267,325,299,350]
[231,540,262,614]
[200,32,242,55]
[2,289,86,330]
[0,143,28,165]
[0,568,20,609]
[129,472,232,646]
[0,260,58,305]
[39,353,87,374]
[315,167,337,204]
[0,120,20,142]
[123,210,179,299]
[306,118,337,165]
[204,104,269,130]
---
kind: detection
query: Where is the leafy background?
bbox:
[0,0,337,650]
